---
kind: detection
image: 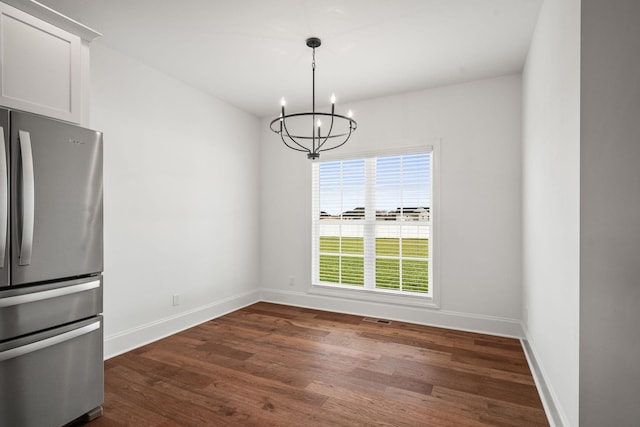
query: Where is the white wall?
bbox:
[89,43,261,358]
[580,1,640,425]
[521,0,580,425]
[259,75,523,336]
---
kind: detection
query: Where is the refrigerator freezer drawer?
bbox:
[0,275,102,342]
[0,316,103,427]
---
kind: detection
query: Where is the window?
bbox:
[312,148,434,298]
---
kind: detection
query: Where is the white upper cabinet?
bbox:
[0,1,100,124]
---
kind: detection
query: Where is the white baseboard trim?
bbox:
[259,288,523,338]
[521,325,567,427]
[103,289,260,359]
[103,287,522,360]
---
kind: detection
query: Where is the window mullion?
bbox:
[312,163,319,284]
[363,158,376,289]
[338,162,344,285]
[399,157,404,291]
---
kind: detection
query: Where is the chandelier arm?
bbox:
[269,117,282,131]
[317,110,336,151]
[318,123,354,153]
[279,132,311,153]
[282,117,313,152]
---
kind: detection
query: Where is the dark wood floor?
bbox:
[86,302,548,426]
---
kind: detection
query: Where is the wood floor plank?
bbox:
[378,352,537,386]
[431,386,549,427]
[347,367,434,395]
[392,362,543,408]
[309,380,491,427]
[82,302,548,426]
[104,367,236,426]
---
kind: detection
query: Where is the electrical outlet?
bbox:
[172,294,180,306]
[288,276,295,286]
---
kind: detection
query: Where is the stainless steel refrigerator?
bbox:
[0,109,104,426]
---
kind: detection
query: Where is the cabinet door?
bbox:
[0,2,81,123]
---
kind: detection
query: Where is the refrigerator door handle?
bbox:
[0,279,100,307]
[0,320,100,362]
[0,127,6,268]
[18,130,35,266]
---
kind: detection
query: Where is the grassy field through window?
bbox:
[319,236,429,293]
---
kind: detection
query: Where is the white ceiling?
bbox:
[38,0,542,118]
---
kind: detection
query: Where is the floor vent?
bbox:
[362,317,392,325]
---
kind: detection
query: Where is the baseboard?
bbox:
[259,288,523,338]
[104,287,522,359]
[521,326,567,427]
[103,289,260,359]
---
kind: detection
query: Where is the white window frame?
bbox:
[310,143,441,309]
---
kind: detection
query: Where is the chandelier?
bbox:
[270,37,357,160]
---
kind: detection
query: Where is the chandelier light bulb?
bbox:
[280,97,286,106]
[348,110,353,118]
[330,93,336,104]
[316,119,322,128]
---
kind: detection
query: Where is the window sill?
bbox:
[309,283,440,309]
